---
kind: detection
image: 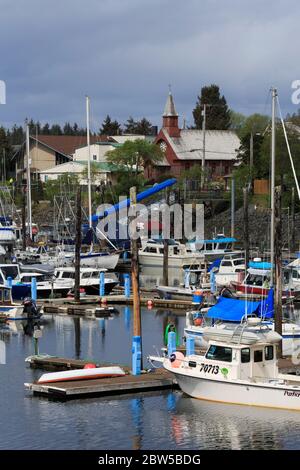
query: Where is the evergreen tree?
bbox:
[63,122,74,135]
[41,123,50,135]
[124,117,153,135]
[50,124,63,135]
[100,115,122,135]
[193,84,231,130]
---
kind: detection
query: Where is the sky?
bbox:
[0,0,300,131]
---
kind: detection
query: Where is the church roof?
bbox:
[163,92,178,117]
[162,129,240,161]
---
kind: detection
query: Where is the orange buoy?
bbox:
[84,363,96,369]
[147,299,153,309]
[194,317,203,326]
[170,351,184,368]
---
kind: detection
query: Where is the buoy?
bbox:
[169,351,184,368]
[84,363,96,369]
[101,297,107,305]
[194,317,203,326]
[147,299,153,309]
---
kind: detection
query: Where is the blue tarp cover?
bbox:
[207,289,274,321]
[248,261,272,270]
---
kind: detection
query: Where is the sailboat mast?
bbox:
[26,122,32,239]
[270,87,277,285]
[86,95,92,228]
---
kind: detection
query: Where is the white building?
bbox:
[39,161,114,185]
[73,135,146,162]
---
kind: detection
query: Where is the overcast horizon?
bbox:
[1,0,300,131]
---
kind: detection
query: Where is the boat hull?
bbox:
[37,366,126,384]
[173,372,300,410]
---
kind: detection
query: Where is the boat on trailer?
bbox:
[150,319,300,410]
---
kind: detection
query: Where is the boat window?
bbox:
[227,243,232,249]
[265,345,274,361]
[0,290,3,302]
[233,259,244,266]
[0,265,19,280]
[292,269,300,279]
[205,243,213,251]
[221,261,232,267]
[81,272,91,279]
[92,271,100,278]
[62,272,75,279]
[144,247,158,253]
[206,345,232,362]
[4,289,10,301]
[254,350,263,362]
[241,348,250,363]
[159,248,164,254]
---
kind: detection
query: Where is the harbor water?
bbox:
[1,303,300,450]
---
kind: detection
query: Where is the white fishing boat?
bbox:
[54,267,118,295]
[187,234,242,261]
[214,254,245,287]
[36,366,126,384]
[20,272,73,299]
[0,285,25,319]
[139,239,204,269]
[150,319,300,410]
[156,268,211,300]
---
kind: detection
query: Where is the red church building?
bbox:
[147,92,240,183]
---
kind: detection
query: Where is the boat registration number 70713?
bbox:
[199,363,219,374]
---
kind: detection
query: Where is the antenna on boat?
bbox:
[25,120,33,240]
[270,87,277,286]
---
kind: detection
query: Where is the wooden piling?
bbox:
[163,188,169,287]
[274,185,282,357]
[291,187,295,253]
[129,187,142,365]
[74,187,82,303]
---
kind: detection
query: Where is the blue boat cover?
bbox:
[208,258,222,272]
[248,261,273,270]
[207,288,274,321]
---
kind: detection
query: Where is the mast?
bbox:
[201,104,206,189]
[270,87,277,285]
[26,121,32,239]
[86,96,92,228]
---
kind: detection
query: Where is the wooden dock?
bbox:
[42,295,192,316]
[25,369,176,399]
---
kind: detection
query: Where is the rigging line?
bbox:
[276,94,300,202]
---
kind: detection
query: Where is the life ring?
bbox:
[194,317,203,326]
[169,351,184,368]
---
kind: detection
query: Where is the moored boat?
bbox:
[37,366,126,384]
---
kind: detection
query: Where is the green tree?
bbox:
[229,111,246,131]
[100,115,122,135]
[106,138,163,176]
[193,84,231,130]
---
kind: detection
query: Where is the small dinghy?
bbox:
[37,366,126,384]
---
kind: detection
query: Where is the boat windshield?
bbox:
[206,345,232,362]
[0,265,19,280]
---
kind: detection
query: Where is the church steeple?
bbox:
[162,89,180,137]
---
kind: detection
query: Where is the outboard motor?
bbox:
[22,297,42,319]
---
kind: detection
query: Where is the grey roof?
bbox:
[163,92,178,117]
[163,129,240,161]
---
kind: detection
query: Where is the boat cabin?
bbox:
[188,234,239,255]
[196,323,281,382]
[140,239,186,256]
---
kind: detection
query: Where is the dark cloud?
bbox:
[0,0,299,129]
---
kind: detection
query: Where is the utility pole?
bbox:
[250,132,254,189]
[243,186,249,269]
[231,177,235,238]
[74,186,82,303]
[26,122,32,240]
[130,186,142,373]
[201,104,206,189]
[86,96,92,228]
[274,185,282,357]
[270,87,277,285]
